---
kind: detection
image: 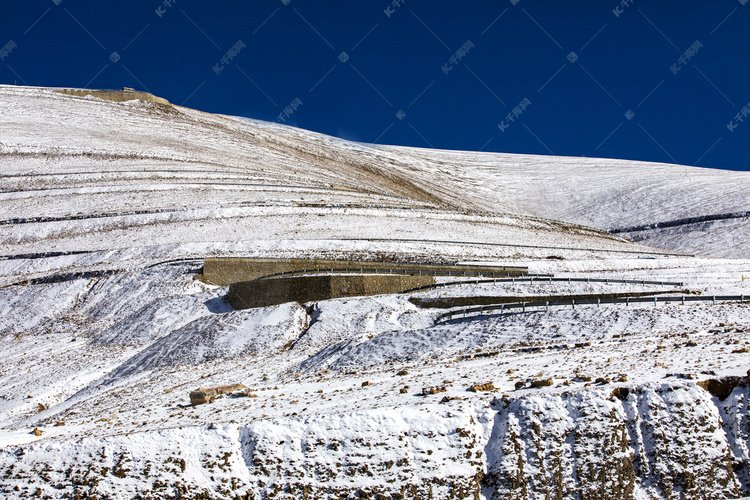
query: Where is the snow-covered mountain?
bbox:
[3,84,750,261]
[1,85,749,499]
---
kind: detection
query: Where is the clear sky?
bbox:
[1,1,749,170]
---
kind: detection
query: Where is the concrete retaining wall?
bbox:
[203,258,527,286]
[226,274,435,309]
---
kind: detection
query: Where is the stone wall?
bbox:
[202,257,527,286]
[226,274,435,309]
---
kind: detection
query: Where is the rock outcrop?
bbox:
[190,384,247,406]
[2,381,748,499]
[484,382,746,499]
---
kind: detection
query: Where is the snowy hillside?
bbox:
[1,85,749,499]
[3,84,750,261]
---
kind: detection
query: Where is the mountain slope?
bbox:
[1,86,749,499]
[2,85,750,261]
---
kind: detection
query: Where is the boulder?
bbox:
[189,388,217,406]
[530,379,554,388]
[190,384,248,405]
[469,382,495,392]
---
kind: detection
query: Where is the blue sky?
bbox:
[1,1,749,170]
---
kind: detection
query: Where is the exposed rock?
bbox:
[396,369,409,376]
[2,382,748,499]
[422,386,446,395]
[610,387,630,401]
[189,388,217,406]
[484,383,742,499]
[214,384,247,395]
[697,371,750,400]
[469,382,495,392]
[31,428,42,437]
[190,384,248,406]
[530,378,554,388]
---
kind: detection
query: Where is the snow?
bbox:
[0,84,749,498]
